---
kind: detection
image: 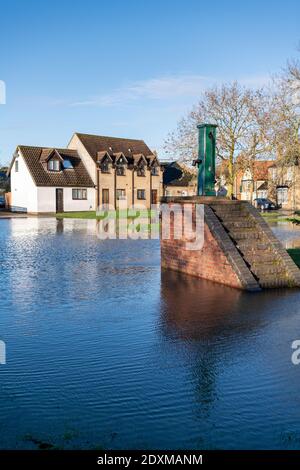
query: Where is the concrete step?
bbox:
[225,220,256,229]
[236,241,270,251]
[212,208,245,216]
[259,278,290,288]
[212,206,244,213]
[208,201,300,289]
[244,253,278,263]
[229,230,261,240]
[218,217,252,226]
[252,265,286,276]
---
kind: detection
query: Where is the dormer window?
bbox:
[116,157,126,176]
[48,159,60,171]
[137,164,145,177]
[151,166,159,176]
[101,161,110,173]
[116,165,125,176]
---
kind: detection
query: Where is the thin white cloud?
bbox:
[71,75,208,107]
[69,73,273,108]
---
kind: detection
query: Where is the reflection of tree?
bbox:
[159,270,295,423]
[160,270,242,421]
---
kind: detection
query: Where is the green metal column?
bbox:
[197,123,217,196]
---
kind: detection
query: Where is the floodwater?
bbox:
[1,217,300,450]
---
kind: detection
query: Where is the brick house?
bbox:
[68,133,162,209]
[234,160,274,202]
[267,163,300,210]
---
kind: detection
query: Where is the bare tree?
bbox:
[285,45,300,103]
[267,82,300,167]
[236,90,274,201]
[164,82,265,197]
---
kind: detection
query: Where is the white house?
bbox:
[8,146,95,213]
[8,132,162,214]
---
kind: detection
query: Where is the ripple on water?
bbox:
[1,218,300,449]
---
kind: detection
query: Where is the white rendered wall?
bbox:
[10,151,38,212]
[37,187,95,213]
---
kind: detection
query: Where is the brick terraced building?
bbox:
[68,133,162,209]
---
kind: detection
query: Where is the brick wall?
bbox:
[161,197,300,290]
[160,199,260,291]
[161,222,244,288]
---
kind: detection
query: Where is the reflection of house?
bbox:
[162,161,197,197]
[7,133,162,213]
[234,161,274,202]
[268,164,299,210]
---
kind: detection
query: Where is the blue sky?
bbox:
[0,0,300,164]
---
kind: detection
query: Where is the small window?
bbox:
[137,165,145,177]
[116,165,125,176]
[151,166,159,176]
[63,158,73,169]
[116,189,126,200]
[270,168,277,181]
[137,189,146,200]
[101,161,110,173]
[72,188,87,200]
[48,159,60,171]
[277,187,288,205]
[15,160,19,172]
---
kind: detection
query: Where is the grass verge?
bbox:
[287,248,300,267]
[56,210,155,220]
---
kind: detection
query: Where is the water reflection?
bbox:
[269,220,300,248]
[160,270,241,340]
[1,218,300,449]
[160,269,300,443]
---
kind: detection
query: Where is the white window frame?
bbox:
[72,188,87,200]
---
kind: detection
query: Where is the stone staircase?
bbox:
[210,201,300,289]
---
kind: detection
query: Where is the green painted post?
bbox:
[196,123,217,196]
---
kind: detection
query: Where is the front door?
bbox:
[151,189,158,205]
[102,188,109,207]
[56,188,64,213]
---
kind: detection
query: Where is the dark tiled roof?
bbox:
[17,146,94,187]
[75,133,156,164]
[163,162,197,187]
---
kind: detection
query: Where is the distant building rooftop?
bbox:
[162,161,197,187]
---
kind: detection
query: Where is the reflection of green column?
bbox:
[197,124,217,196]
